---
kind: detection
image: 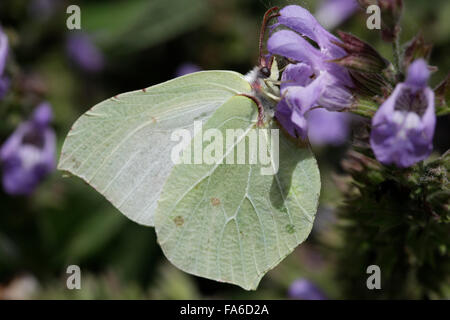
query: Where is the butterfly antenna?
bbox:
[237,93,266,127]
[258,7,280,70]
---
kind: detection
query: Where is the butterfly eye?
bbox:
[259,67,271,78]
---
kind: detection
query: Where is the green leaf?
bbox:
[58,71,252,227]
[154,96,320,290]
[63,208,125,263]
[82,0,209,54]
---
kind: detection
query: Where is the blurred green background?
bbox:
[0,0,448,299]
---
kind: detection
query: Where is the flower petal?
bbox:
[32,102,53,127]
[285,72,327,114]
[280,63,314,91]
[66,33,104,73]
[405,59,430,89]
[279,5,336,49]
[1,104,56,195]
[275,99,305,138]
[316,0,359,30]
[278,5,346,58]
[2,159,39,195]
[317,74,354,111]
[0,26,8,76]
[421,87,436,140]
[268,30,322,69]
[275,99,309,138]
[0,124,29,161]
[288,278,327,300]
[307,108,350,146]
[370,82,435,167]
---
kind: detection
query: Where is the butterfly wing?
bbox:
[58,71,252,226]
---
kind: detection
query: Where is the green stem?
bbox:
[392,32,402,78]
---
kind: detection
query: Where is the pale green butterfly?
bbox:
[58,66,320,290]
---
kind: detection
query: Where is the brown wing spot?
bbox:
[211,197,221,206]
[173,216,184,227]
[71,158,81,169]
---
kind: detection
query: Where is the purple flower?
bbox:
[370,59,435,168]
[288,278,327,300]
[66,33,104,73]
[0,26,9,77]
[316,0,359,30]
[0,27,10,100]
[0,103,56,195]
[268,5,354,138]
[307,108,351,146]
[175,63,201,77]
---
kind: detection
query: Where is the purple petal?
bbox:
[317,74,354,111]
[38,128,57,173]
[268,30,323,69]
[32,102,53,127]
[421,87,436,139]
[276,73,327,139]
[285,72,327,114]
[370,83,435,167]
[1,123,29,162]
[278,5,336,49]
[405,59,430,90]
[371,112,432,167]
[291,109,308,135]
[316,0,359,30]
[280,63,314,91]
[0,26,9,76]
[2,154,40,195]
[288,278,327,300]
[278,5,346,58]
[1,104,56,195]
[66,33,104,73]
[307,108,350,146]
[175,63,201,77]
[275,100,307,138]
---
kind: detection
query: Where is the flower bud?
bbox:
[333,32,391,97]
[378,0,403,42]
[403,34,432,71]
[333,31,389,73]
